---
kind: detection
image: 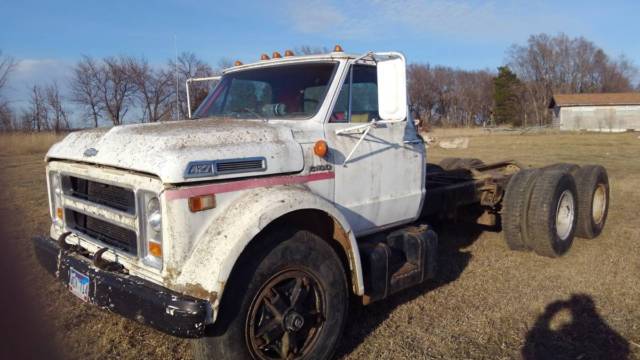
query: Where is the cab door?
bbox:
[324,63,424,235]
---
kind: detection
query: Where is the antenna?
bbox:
[174,35,179,120]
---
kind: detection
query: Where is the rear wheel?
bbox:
[527,170,578,258]
[574,165,609,239]
[543,163,580,175]
[502,169,541,250]
[439,157,485,170]
[426,163,444,174]
[193,229,348,360]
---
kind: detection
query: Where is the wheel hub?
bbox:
[556,189,575,241]
[246,268,326,359]
[284,311,305,332]
[592,184,607,225]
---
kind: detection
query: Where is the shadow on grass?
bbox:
[335,221,484,358]
[522,294,629,360]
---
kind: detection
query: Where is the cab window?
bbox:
[330,65,379,123]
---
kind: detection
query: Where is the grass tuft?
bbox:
[0,132,66,156]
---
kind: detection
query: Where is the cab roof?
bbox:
[223,51,362,74]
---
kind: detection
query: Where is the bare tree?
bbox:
[70,56,103,127]
[0,51,16,95]
[407,63,494,127]
[168,52,214,119]
[99,56,136,125]
[0,102,13,131]
[507,33,638,125]
[0,51,17,131]
[127,57,174,122]
[217,57,234,71]
[45,82,71,132]
[24,85,49,132]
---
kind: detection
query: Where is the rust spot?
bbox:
[164,266,180,284]
[178,282,218,304]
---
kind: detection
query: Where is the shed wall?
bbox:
[558,105,640,131]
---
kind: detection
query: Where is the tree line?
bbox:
[408,33,638,128]
[0,33,638,132]
[0,52,227,132]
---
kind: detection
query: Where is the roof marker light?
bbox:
[284,50,295,57]
[333,44,344,52]
[260,54,270,60]
[272,51,282,59]
[234,60,243,66]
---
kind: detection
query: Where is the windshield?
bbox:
[193,62,337,120]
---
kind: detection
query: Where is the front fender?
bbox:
[173,185,364,320]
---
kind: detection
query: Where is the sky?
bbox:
[2,0,640,108]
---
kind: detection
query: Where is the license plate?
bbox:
[69,268,90,302]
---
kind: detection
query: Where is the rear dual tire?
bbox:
[526,171,578,258]
[439,157,485,170]
[502,169,541,251]
[574,165,609,239]
[502,164,609,257]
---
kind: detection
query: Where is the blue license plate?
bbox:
[69,267,90,302]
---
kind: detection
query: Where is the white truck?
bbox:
[33,47,610,359]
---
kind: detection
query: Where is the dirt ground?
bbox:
[1,131,639,359]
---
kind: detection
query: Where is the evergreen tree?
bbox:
[493,66,523,126]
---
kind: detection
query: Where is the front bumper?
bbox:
[32,235,208,338]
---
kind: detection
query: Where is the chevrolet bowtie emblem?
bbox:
[83,148,98,157]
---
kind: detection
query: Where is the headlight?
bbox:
[140,192,163,269]
[49,171,64,227]
[147,198,162,233]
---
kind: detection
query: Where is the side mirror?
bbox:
[376,53,407,121]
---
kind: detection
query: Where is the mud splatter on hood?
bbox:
[46,118,304,183]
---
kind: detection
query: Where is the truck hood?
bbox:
[46,118,304,183]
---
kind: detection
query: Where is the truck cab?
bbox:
[33,47,609,360]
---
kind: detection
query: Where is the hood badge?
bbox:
[83,148,98,157]
[184,157,267,179]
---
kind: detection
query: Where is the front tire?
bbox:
[193,229,348,360]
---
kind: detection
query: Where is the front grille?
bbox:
[64,176,135,214]
[66,209,137,254]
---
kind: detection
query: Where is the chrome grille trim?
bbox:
[62,175,136,214]
[66,209,137,254]
[58,173,140,257]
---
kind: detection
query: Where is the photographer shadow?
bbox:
[522,294,630,360]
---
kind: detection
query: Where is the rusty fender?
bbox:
[172,185,364,322]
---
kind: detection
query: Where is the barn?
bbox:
[549,93,640,132]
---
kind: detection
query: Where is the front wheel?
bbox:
[193,229,348,360]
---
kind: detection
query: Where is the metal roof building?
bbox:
[549,93,640,132]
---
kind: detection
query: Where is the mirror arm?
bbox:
[342,124,372,166]
[185,76,222,119]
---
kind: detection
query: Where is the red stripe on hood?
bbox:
[165,171,334,200]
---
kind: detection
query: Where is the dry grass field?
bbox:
[1,130,639,359]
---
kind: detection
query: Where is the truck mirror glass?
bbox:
[376,54,407,121]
